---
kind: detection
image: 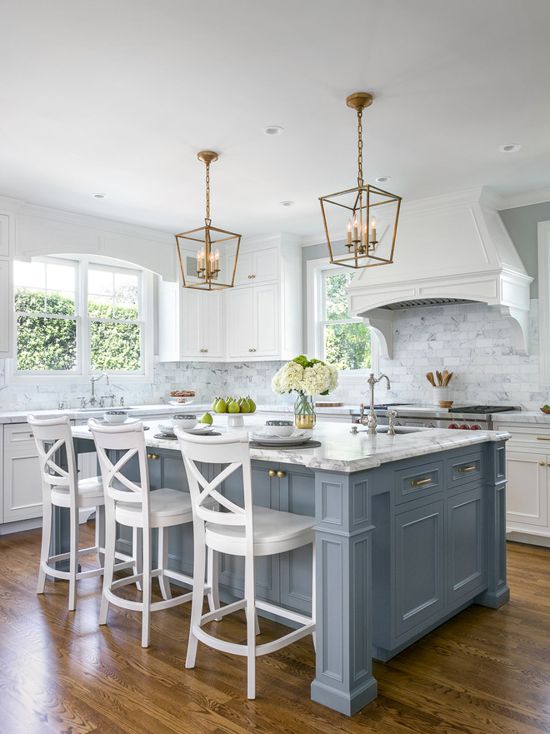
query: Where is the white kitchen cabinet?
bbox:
[0,214,8,257]
[499,423,550,545]
[158,282,224,361]
[0,259,12,356]
[2,423,42,523]
[159,233,302,363]
[235,246,279,286]
[226,283,279,359]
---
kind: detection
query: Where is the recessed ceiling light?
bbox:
[280,200,294,207]
[92,193,106,199]
[499,144,521,153]
[264,125,284,136]
[376,176,390,183]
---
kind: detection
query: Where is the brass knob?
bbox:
[249,348,256,352]
[248,274,256,279]
[276,470,286,479]
[268,469,277,478]
[540,461,546,466]
[200,348,208,353]
[147,453,160,460]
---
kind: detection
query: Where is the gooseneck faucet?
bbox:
[89,373,106,408]
[361,372,391,435]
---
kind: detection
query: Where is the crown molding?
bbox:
[496,187,550,211]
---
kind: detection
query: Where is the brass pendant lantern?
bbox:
[320,92,402,269]
[176,150,241,290]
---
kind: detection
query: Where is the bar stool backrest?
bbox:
[176,431,253,540]
[28,414,78,498]
[89,420,151,521]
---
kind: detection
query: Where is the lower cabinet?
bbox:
[446,486,485,605]
[3,423,42,523]
[394,499,445,637]
[506,449,548,529]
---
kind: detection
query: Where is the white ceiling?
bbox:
[1,0,550,239]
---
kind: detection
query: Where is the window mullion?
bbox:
[80,260,89,377]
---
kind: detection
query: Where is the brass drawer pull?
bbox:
[537,436,550,441]
[276,470,286,479]
[147,453,160,461]
[410,477,432,488]
[457,464,477,473]
[268,469,277,478]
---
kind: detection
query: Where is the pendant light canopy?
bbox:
[320,92,402,270]
[176,150,241,291]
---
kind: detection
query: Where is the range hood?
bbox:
[347,188,533,356]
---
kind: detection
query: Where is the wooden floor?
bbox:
[1,526,549,734]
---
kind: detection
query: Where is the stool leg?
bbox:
[158,527,172,601]
[37,497,51,594]
[95,504,105,569]
[68,506,79,612]
[99,512,116,626]
[245,555,256,699]
[133,527,143,592]
[206,547,220,614]
[141,527,152,648]
[186,524,206,669]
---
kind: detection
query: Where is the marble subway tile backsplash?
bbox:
[0,300,546,411]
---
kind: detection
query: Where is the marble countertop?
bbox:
[491,410,550,424]
[71,419,511,474]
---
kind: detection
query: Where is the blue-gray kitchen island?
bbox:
[67,421,510,716]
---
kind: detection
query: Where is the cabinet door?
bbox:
[0,215,8,257]
[226,288,255,358]
[3,426,43,521]
[235,247,279,286]
[254,283,279,356]
[0,259,12,355]
[235,251,255,286]
[447,486,485,606]
[199,291,224,359]
[394,500,445,638]
[506,451,548,528]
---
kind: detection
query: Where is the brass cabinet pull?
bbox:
[457,464,477,473]
[200,348,208,353]
[537,436,550,441]
[276,470,286,479]
[248,274,256,279]
[410,477,432,488]
[249,348,257,352]
[540,461,546,466]
[268,469,277,478]
[147,453,160,460]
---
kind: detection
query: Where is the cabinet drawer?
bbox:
[4,423,36,450]
[394,461,442,505]
[446,452,482,489]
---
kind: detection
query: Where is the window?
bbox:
[307,259,376,372]
[13,256,150,377]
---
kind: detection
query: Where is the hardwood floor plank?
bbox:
[1,525,550,734]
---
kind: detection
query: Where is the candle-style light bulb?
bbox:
[370,216,377,244]
[346,220,352,246]
[352,216,359,242]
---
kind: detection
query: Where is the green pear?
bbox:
[211,396,220,411]
[215,398,227,413]
[199,412,213,425]
[240,399,250,414]
[247,396,256,413]
[228,400,240,414]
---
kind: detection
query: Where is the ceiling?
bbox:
[1,0,550,239]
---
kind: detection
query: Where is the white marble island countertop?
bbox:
[72,420,511,474]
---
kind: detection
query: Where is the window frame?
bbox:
[10,254,153,383]
[306,256,379,377]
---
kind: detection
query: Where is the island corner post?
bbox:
[54,429,510,717]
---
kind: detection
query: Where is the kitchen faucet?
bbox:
[359,372,391,435]
[89,373,106,408]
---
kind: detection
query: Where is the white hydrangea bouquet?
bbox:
[272,355,338,429]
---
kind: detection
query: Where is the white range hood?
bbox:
[348,188,533,356]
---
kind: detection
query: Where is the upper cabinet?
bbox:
[158,283,225,362]
[0,214,13,358]
[0,215,9,257]
[158,234,303,363]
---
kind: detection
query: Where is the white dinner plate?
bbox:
[184,425,215,435]
[250,432,312,446]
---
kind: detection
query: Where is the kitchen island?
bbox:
[67,421,510,716]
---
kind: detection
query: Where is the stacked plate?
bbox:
[157,423,215,438]
[250,429,313,447]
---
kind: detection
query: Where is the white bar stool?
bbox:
[90,420,219,648]
[29,415,123,611]
[177,430,316,700]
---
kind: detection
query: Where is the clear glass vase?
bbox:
[294,393,316,430]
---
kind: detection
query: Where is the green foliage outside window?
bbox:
[15,290,141,372]
[323,271,371,371]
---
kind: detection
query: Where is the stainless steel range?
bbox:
[351,404,520,431]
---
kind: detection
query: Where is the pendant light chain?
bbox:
[357,108,364,187]
[204,161,211,226]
